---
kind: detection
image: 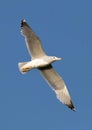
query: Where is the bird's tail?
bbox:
[18,61,31,74]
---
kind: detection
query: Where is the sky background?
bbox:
[0,0,92,130]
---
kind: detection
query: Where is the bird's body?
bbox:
[18,56,61,73]
[18,19,75,111]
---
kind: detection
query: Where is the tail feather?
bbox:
[18,62,30,74]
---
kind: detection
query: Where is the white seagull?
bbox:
[18,19,75,111]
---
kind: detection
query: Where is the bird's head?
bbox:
[49,56,62,63]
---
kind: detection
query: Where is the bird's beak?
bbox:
[57,57,62,60]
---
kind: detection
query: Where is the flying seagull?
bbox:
[18,19,75,111]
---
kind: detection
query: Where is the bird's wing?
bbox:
[39,65,75,110]
[21,20,46,59]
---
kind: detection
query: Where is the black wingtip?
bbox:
[67,100,76,111]
[21,19,26,27]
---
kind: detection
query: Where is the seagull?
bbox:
[18,19,75,111]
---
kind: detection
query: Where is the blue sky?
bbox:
[0,0,92,129]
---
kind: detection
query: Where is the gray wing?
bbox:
[39,65,75,110]
[21,19,46,59]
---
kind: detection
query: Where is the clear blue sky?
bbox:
[0,0,92,129]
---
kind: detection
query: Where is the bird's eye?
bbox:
[53,56,56,59]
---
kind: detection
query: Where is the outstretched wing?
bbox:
[39,65,75,110]
[21,19,46,59]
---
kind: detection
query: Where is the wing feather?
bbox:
[21,20,46,59]
[39,65,75,110]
